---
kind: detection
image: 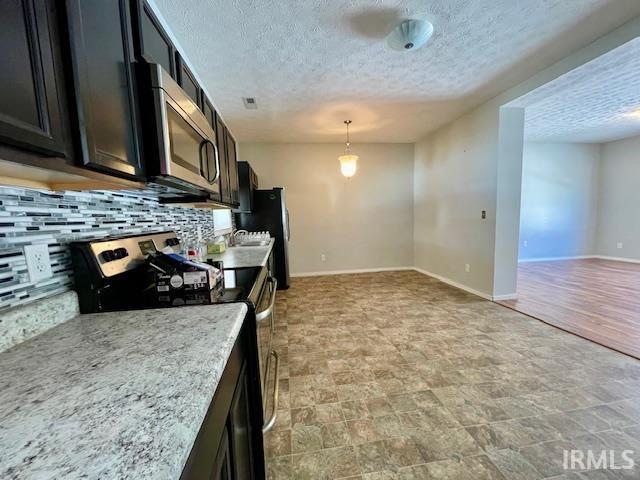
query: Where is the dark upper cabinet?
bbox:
[130,0,176,78]
[64,0,143,178]
[226,130,239,206]
[0,0,68,157]
[213,110,231,205]
[176,54,202,109]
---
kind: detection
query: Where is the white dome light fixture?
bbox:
[338,120,358,178]
[387,19,434,52]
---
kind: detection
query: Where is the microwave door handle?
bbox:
[199,140,209,181]
[201,140,220,184]
[212,140,220,183]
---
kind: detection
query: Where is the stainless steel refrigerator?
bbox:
[236,188,290,289]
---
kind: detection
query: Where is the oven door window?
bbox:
[167,105,205,177]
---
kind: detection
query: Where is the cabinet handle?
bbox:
[262,350,280,433]
[255,277,277,322]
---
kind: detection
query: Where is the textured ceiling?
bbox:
[152,0,640,143]
[513,37,640,143]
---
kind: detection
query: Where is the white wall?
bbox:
[597,134,640,260]
[493,107,525,298]
[519,142,601,260]
[239,143,414,275]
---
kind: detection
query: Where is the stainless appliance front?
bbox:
[249,267,280,433]
[148,63,220,194]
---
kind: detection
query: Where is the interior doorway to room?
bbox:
[499,37,640,359]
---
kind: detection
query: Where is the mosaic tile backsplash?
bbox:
[0,186,222,311]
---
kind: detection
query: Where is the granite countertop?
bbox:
[0,302,248,480]
[207,238,274,269]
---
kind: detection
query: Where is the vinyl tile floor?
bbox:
[264,271,640,479]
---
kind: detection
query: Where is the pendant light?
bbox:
[338,120,358,178]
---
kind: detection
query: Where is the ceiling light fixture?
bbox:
[387,19,434,52]
[338,120,358,178]
[622,107,640,120]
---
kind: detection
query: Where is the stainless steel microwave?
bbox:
[146,63,220,195]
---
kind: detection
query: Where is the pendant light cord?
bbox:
[344,120,352,152]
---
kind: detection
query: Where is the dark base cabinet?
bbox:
[181,317,265,480]
[211,429,232,480]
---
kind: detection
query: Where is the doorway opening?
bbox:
[499,37,640,359]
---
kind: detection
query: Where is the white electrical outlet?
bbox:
[321,254,326,262]
[617,242,623,249]
[523,240,528,248]
[465,264,471,273]
[24,244,53,283]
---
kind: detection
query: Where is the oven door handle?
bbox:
[256,277,277,323]
[262,349,280,433]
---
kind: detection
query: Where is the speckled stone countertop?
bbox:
[0,302,248,480]
[207,238,274,269]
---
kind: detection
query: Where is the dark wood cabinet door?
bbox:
[202,99,222,202]
[131,0,175,78]
[64,0,143,178]
[214,113,232,205]
[228,364,254,480]
[226,131,239,206]
[0,0,67,157]
[210,427,232,480]
[176,54,202,109]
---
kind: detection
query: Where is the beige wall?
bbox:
[597,134,640,260]
[239,143,414,275]
[413,105,500,298]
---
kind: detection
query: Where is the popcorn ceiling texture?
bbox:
[151,0,639,143]
[514,37,640,143]
[0,186,219,311]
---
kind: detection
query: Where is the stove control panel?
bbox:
[86,232,180,278]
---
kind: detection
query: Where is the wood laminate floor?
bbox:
[265,270,640,479]
[499,258,640,360]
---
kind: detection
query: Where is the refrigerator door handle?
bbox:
[286,209,290,241]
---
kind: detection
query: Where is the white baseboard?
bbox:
[493,293,518,301]
[595,255,640,264]
[518,255,596,263]
[291,266,414,278]
[412,267,493,301]
[518,255,640,265]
